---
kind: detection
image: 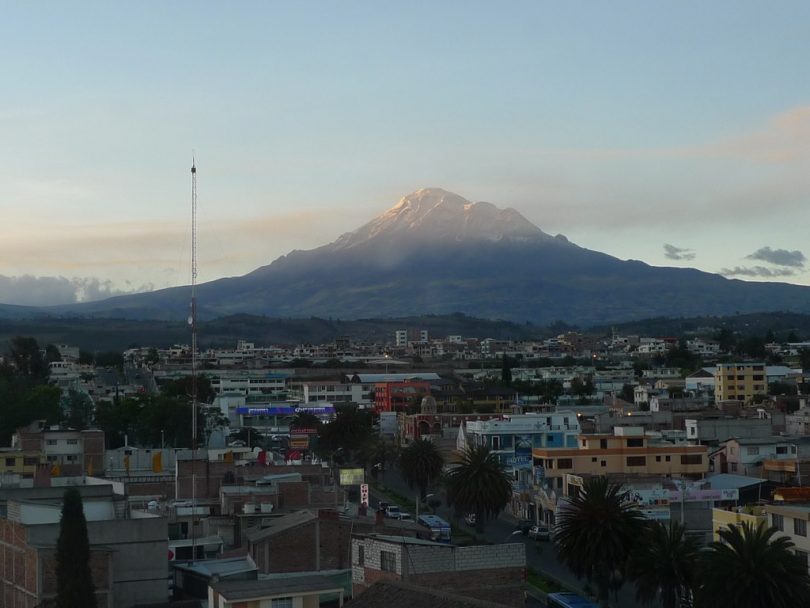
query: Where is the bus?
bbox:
[545,592,600,608]
[417,514,451,543]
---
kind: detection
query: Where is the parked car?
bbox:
[377,501,391,512]
[384,505,402,519]
[528,525,550,541]
[516,520,533,535]
[464,513,477,527]
[396,512,413,521]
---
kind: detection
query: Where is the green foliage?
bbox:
[9,336,47,378]
[445,444,512,532]
[159,374,215,404]
[63,389,94,429]
[628,521,700,608]
[316,405,373,462]
[554,476,646,605]
[696,522,810,608]
[399,439,444,500]
[56,488,97,608]
[501,355,513,386]
[94,351,125,370]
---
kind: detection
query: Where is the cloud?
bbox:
[663,244,696,261]
[720,266,797,278]
[0,275,153,307]
[746,246,806,268]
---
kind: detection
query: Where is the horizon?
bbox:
[1,2,809,305]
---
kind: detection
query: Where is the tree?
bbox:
[317,405,373,462]
[56,487,97,608]
[501,355,513,386]
[399,439,444,501]
[627,520,700,608]
[696,522,810,608]
[445,444,512,533]
[554,476,646,606]
[9,336,47,378]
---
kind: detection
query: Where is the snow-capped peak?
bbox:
[330,188,558,250]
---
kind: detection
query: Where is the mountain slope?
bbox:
[13,188,810,326]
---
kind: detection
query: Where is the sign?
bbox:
[236,406,295,416]
[566,474,584,488]
[509,435,533,471]
[534,466,545,485]
[360,483,369,506]
[289,435,310,450]
[339,468,365,486]
[666,488,738,502]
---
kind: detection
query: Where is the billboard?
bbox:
[339,468,365,486]
[506,434,533,471]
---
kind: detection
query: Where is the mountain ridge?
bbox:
[4,187,810,326]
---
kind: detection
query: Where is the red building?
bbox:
[374,380,431,413]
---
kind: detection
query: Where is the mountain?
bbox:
[11,187,810,326]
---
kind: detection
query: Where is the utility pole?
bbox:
[190,157,198,564]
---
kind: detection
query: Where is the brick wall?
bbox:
[279,481,310,508]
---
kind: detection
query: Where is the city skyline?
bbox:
[2,2,809,305]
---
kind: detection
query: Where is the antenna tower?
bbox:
[190,157,198,563]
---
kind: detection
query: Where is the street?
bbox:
[371,466,648,608]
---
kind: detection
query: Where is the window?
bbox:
[491,436,501,450]
[23,457,38,466]
[665,455,671,462]
[796,550,809,569]
[626,438,644,448]
[731,463,738,472]
[5,458,15,466]
[591,457,597,463]
[380,550,397,572]
[626,456,646,467]
[271,598,293,608]
[557,459,573,470]
[772,513,784,531]
[680,454,703,465]
[746,447,760,456]
[600,439,608,449]
[795,518,807,537]
[357,545,365,566]
[46,440,57,446]
[66,439,78,445]
[600,460,607,467]
[777,446,788,455]
[656,456,662,462]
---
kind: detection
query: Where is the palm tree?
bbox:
[399,439,443,501]
[444,444,512,532]
[554,476,646,607]
[696,521,810,608]
[627,520,700,608]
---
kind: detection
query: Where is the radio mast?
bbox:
[190,157,198,563]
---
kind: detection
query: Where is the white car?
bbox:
[384,505,402,519]
[528,525,551,541]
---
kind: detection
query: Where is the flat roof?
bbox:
[211,575,343,601]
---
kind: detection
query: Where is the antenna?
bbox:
[190,156,198,564]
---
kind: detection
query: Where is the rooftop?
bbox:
[211,574,343,601]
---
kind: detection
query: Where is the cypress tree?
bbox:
[56,487,97,608]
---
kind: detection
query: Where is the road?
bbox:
[371,466,648,608]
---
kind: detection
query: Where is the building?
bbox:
[765,502,810,573]
[374,380,432,413]
[0,483,168,608]
[712,506,767,541]
[14,421,105,476]
[532,427,708,490]
[717,437,797,476]
[714,363,767,403]
[209,575,346,608]
[351,534,526,606]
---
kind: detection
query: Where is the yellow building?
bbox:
[712,507,767,541]
[0,449,44,478]
[714,363,766,403]
[532,427,708,489]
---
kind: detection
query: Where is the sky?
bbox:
[1,1,809,306]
